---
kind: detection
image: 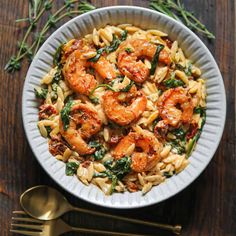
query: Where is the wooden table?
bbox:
[0,0,235,235]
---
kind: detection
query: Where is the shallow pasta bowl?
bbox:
[22,6,226,208]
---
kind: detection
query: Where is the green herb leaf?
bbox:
[66,162,79,176]
[34,87,48,99]
[150,0,215,39]
[120,30,128,41]
[194,106,206,116]
[125,47,133,53]
[44,1,52,10]
[4,56,21,72]
[150,44,164,75]
[53,44,64,66]
[163,78,185,88]
[184,63,192,76]
[109,156,131,180]
[89,30,128,62]
[171,128,186,140]
[93,147,106,160]
[60,100,73,130]
[93,172,108,178]
[89,84,116,100]
[88,140,102,148]
[88,48,105,62]
[78,1,96,14]
[168,140,186,154]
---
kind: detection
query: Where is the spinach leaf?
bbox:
[168,140,186,154]
[194,106,206,116]
[65,162,79,176]
[120,30,128,41]
[88,140,102,148]
[163,172,174,178]
[89,84,116,101]
[163,78,185,88]
[110,175,118,194]
[105,36,121,53]
[89,30,128,62]
[88,47,106,62]
[89,141,106,160]
[34,88,48,99]
[90,96,99,104]
[109,156,131,180]
[176,63,192,76]
[52,67,63,83]
[53,44,64,66]
[93,147,106,160]
[103,160,113,168]
[45,126,52,136]
[60,100,73,130]
[184,63,192,76]
[150,44,165,75]
[93,157,131,194]
[125,47,133,53]
[171,128,186,140]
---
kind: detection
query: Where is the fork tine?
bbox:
[13,210,27,215]
[12,217,42,223]
[10,229,41,236]
[11,223,43,230]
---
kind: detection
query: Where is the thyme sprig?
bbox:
[5,0,95,73]
[150,0,215,39]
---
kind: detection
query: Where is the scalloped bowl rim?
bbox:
[22,6,226,209]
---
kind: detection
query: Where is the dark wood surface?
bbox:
[0,0,235,235]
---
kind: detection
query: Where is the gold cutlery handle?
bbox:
[71,226,153,236]
[72,207,181,235]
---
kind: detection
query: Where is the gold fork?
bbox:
[11,211,159,236]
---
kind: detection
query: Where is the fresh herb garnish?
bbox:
[5,1,96,73]
[150,44,165,75]
[150,0,215,39]
[34,87,48,99]
[65,162,79,176]
[60,100,73,130]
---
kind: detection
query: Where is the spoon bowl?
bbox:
[20,185,72,220]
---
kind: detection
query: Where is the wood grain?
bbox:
[0,0,235,235]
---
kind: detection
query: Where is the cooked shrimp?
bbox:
[102,85,147,126]
[63,40,116,95]
[60,102,102,155]
[113,131,162,172]
[157,87,194,126]
[117,39,171,83]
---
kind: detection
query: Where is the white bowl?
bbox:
[22,6,226,208]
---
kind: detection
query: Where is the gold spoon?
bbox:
[20,185,182,235]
